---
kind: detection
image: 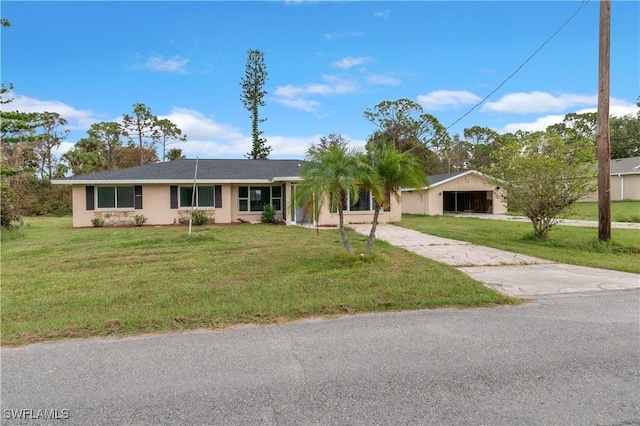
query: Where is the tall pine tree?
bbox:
[240,49,271,159]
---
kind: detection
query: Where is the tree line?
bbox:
[0,103,186,226]
[298,98,639,245]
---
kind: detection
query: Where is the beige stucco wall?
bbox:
[72,184,229,227]
[581,174,640,202]
[71,182,402,227]
[401,173,507,215]
[72,183,292,227]
[313,195,401,226]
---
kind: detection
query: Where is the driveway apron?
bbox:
[349,224,640,298]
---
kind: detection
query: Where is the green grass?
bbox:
[400,215,640,273]
[508,201,640,222]
[1,217,516,347]
[565,201,640,222]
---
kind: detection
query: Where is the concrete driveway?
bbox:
[350,224,640,297]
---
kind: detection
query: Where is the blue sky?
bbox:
[2,1,638,160]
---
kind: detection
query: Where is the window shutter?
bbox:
[281,184,286,221]
[86,186,95,210]
[214,185,222,208]
[170,186,178,209]
[134,186,143,209]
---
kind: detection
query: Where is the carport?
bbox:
[401,170,507,216]
[443,191,493,213]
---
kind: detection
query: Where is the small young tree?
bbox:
[486,130,597,239]
[240,49,271,159]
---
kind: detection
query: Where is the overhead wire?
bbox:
[445,0,591,130]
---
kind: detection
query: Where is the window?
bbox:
[342,189,373,212]
[238,186,282,212]
[97,186,134,209]
[330,189,391,213]
[179,186,215,208]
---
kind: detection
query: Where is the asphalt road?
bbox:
[2,289,639,425]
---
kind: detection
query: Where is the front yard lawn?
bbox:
[1,217,516,347]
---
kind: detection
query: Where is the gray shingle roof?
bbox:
[611,156,640,175]
[426,171,468,186]
[53,159,306,183]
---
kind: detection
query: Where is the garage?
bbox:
[443,191,493,213]
[401,170,507,216]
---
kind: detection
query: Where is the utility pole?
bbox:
[597,0,611,241]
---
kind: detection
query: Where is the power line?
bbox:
[446,0,591,130]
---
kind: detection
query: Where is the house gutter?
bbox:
[51,178,295,185]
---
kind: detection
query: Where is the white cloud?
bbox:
[333,56,371,69]
[53,141,76,157]
[366,74,402,86]
[3,93,99,130]
[417,90,482,110]
[272,97,320,112]
[160,108,246,141]
[500,97,637,133]
[501,115,566,133]
[482,91,596,114]
[273,75,358,112]
[374,10,390,18]
[159,107,321,159]
[143,55,189,73]
[268,134,366,159]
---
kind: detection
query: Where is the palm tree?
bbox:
[364,139,427,254]
[296,144,375,254]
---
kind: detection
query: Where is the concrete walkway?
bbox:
[349,224,640,298]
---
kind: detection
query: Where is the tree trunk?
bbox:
[337,205,353,254]
[365,205,381,254]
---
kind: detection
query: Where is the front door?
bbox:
[291,184,310,225]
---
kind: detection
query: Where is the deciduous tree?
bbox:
[609,106,640,159]
[462,126,501,170]
[364,99,448,175]
[485,130,597,239]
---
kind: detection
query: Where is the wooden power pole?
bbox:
[597,0,611,241]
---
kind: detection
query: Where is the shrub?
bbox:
[91,217,105,227]
[190,210,210,226]
[261,203,278,224]
[134,214,147,226]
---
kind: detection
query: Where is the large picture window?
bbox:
[179,186,215,208]
[341,189,391,212]
[346,188,372,211]
[97,186,134,209]
[238,186,282,212]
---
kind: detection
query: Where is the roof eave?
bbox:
[52,178,302,185]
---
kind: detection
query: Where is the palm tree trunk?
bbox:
[337,205,353,253]
[365,205,381,254]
